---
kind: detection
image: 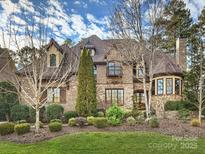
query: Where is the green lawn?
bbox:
[0,132,204,154]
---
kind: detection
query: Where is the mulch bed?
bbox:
[0,119,205,144]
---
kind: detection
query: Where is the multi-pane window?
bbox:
[175,79,180,95]
[105,89,124,106]
[47,88,60,103]
[157,79,164,95]
[166,78,173,94]
[50,54,56,67]
[135,92,145,104]
[107,62,122,76]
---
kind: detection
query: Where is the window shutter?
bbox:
[40,88,47,103]
[60,87,66,104]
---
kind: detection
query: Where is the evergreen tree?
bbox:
[157,0,192,51]
[75,48,97,116]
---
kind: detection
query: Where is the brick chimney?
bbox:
[176,38,186,71]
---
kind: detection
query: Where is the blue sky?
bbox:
[0,0,205,50]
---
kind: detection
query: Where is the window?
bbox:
[166,78,173,94]
[105,89,124,106]
[157,79,164,95]
[175,79,180,95]
[50,54,56,67]
[135,92,145,104]
[137,66,143,78]
[107,62,122,76]
[47,88,60,103]
[152,80,155,95]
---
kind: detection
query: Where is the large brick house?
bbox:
[39,35,185,116]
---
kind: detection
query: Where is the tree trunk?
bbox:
[35,107,40,133]
[199,106,202,125]
[142,55,149,118]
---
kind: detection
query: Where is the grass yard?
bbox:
[0,132,204,154]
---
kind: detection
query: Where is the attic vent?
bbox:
[85,43,96,56]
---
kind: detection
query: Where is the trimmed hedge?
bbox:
[14,123,30,135]
[93,117,108,128]
[49,122,62,132]
[46,104,64,122]
[68,118,76,126]
[0,122,15,135]
[11,104,29,121]
[97,111,104,117]
[63,111,78,123]
[29,107,46,123]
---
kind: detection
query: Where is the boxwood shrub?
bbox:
[0,122,15,135]
[46,104,64,122]
[149,116,159,128]
[93,117,108,128]
[14,123,30,135]
[87,116,95,125]
[11,104,29,122]
[126,116,136,126]
[165,100,196,111]
[48,122,62,132]
[63,111,78,123]
[68,118,76,126]
[50,119,62,123]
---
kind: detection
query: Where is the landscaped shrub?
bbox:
[68,118,76,126]
[93,117,108,128]
[75,117,87,127]
[46,104,64,122]
[149,116,159,128]
[16,120,27,124]
[0,122,15,135]
[165,100,196,111]
[126,116,136,126]
[29,107,46,123]
[14,123,30,135]
[106,103,125,126]
[97,111,104,117]
[191,118,200,127]
[0,81,19,121]
[11,104,29,121]
[178,109,190,121]
[63,111,78,123]
[50,119,62,123]
[136,115,145,125]
[49,122,62,132]
[87,116,95,125]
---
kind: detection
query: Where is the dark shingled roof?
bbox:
[17,35,182,78]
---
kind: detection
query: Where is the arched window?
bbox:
[50,54,56,67]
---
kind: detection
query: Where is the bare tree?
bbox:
[110,0,164,118]
[0,12,78,133]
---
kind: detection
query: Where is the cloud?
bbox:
[0,0,110,50]
[89,0,106,5]
[183,0,205,21]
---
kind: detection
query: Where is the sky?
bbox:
[0,0,205,50]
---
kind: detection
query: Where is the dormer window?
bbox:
[50,54,56,67]
[107,62,122,77]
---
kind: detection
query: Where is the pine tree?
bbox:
[75,48,97,116]
[157,0,192,51]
